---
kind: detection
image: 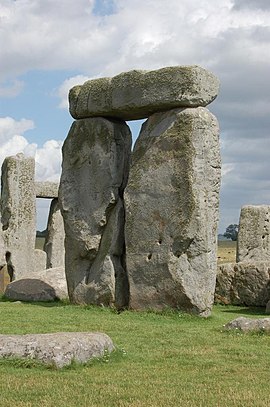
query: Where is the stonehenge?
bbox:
[59,65,221,315]
[215,205,270,309]
[0,154,66,297]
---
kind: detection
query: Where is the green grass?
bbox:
[35,237,45,250]
[0,300,269,407]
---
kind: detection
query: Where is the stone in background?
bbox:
[1,154,36,280]
[215,261,270,306]
[237,205,270,262]
[44,198,65,269]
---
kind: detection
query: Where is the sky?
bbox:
[0,0,270,233]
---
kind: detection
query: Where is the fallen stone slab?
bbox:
[4,278,59,302]
[35,181,59,198]
[69,65,219,121]
[0,332,114,368]
[4,266,68,301]
[224,317,270,333]
[215,261,270,306]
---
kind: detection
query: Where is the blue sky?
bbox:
[0,0,270,232]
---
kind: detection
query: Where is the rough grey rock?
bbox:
[237,205,270,262]
[1,154,36,279]
[215,262,270,306]
[125,107,221,316]
[4,278,58,302]
[0,332,114,368]
[224,317,270,333]
[34,249,47,273]
[69,66,219,121]
[4,266,68,301]
[44,199,65,269]
[35,181,59,198]
[59,117,132,308]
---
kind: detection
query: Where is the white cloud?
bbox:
[0,79,24,98]
[0,116,62,182]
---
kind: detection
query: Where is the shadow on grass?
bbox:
[220,306,266,316]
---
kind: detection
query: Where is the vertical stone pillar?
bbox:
[237,205,270,262]
[1,153,36,280]
[44,198,65,269]
[125,107,221,316]
[59,118,132,308]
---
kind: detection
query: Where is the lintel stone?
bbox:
[35,182,59,198]
[69,65,219,121]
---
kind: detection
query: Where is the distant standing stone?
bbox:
[125,107,221,316]
[44,199,65,269]
[1,154,36,279]
[237,205,270,262]
[69,66,219,121]
[0,332,114,368]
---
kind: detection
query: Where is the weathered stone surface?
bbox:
[0,265,10,294]
[44,266,68,300]
[4,278,58,302]
[69,66,219,121]
[0,332,114,368]
[237,205,270,262]
[215,262,270,306]
[44,199,65,269]
[34,249,46,273]
[35,181,59,198]
[4,266,68,301]
[224,317,270,333]
[59,117,132,308]
[125,107,221,316]
[1,154,36,279]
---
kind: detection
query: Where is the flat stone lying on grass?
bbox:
[0,332,114,368]
[224,317,270,333]
[4,268,68,302]
[69,66,219,121]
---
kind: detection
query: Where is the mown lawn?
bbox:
[0,300,269,407]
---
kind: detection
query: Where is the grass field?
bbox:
[217,240,236,264]
[0,300,269,407]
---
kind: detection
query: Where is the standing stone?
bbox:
[59,117,131,308]
[34,249,47,273]
[69,66,219,121]
[44,199,65,269]
[0,154,36,279]
[125,107,221,316]
[237,205,270,262]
